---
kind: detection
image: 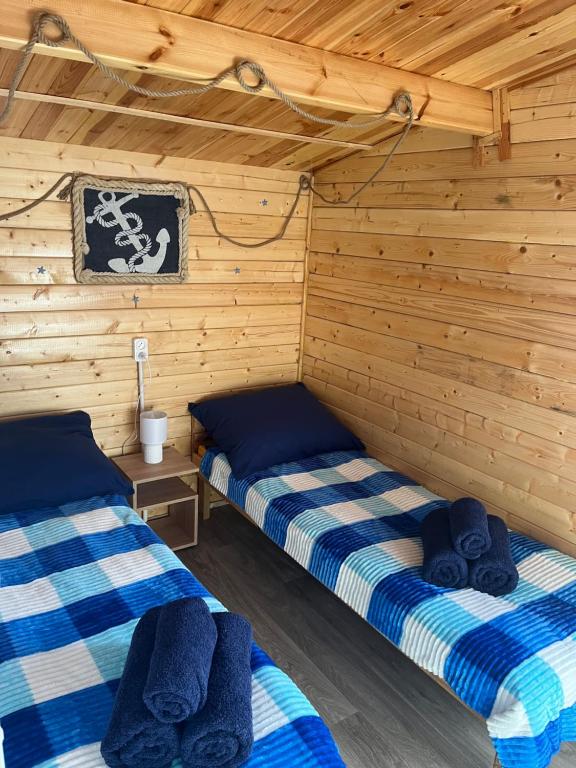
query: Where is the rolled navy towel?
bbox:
[468,515,519,597]
[449,497,491,559]
[143,597,217,723]
[181,612,253,768]
[421,507,468,589]
[100,608,179,768]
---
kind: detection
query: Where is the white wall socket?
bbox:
[133,337,149,362]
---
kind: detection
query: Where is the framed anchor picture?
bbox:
[71,175,191,283]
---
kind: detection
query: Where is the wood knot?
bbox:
[149,46,167,62]
[159,26,176,46]
[33,287,49,301]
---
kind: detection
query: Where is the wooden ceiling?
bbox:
[0,49,405,171]
[1,0,576,169]
[133,0,576,89]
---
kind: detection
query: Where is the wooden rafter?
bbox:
[0,0,493,136]
[494,88,512,161]
[0,89,373,149]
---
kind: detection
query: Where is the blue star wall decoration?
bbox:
[132,294,140,307]
[233,266,241,275]
[37,265,46,274]
[259,199,268,207]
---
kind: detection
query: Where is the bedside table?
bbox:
[114,447,199,551]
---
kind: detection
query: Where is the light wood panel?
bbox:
[315,138,576,182]
[0,51,466,170]
[304,71,576,555]
[309,231,576,281]
[1,0,493,135]
[0,88,374,151]
[0,1,575,170]
[131,0,576,91]
[309,252,576,315]
[312,175,576,211]
[0,137,308,455]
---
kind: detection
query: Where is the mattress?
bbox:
[0,494,345,768]
[203,447,576,768]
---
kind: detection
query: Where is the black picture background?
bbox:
[83,188,183,274]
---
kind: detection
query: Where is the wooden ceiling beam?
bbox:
[0,0,493,136]
[0,88,373,149]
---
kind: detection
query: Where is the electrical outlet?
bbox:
[133,337,148,362]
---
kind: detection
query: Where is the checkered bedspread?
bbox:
[0,495,345,768]
[203,447,576,768]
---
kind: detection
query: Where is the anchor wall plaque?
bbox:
[71,175,191,284]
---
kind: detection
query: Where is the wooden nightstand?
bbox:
[114,447,199,551]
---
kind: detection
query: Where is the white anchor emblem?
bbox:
[86,190,170,274]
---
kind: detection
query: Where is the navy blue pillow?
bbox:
[189,383,364,478]
[1,411,134,514]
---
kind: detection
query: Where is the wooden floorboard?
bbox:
[179,506,576,768]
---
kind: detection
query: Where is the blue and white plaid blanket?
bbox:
[0,495,345,768]
[203,447,576,768]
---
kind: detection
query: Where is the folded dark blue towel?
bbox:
[421,507,468,589]
[100,609,179,768]
[143,597,217,723]
[469,515,519,597]
[181,612,253,768]
[449,497,491,559]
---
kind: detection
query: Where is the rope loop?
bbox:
[234,60,267,94]
[394,92,413,121]
[0,11,417,244]
[1,11,415,130]
[35,13,72,48]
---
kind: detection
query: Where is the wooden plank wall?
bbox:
[304,67,576,556]
[0,137,308,457]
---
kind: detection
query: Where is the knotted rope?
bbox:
[0,172,75,224]
[308,92,414,205]
[0,12,415,245]
[0,13,414,131]
[187,176,311,248]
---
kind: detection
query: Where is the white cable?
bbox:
[121,391,141,456]
[137,359,145,411]
[121,357,154,455]
[146,358,152,388]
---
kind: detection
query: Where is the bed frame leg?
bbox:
[198,474,211,521]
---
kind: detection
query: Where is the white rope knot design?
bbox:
[89,204,152,269]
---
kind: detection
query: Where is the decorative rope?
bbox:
[0,12,416,246]
[187,176,310,248]
[309,93,414,206]
[0,172,74,222]
[0,13,412,131]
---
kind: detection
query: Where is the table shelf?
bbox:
[113,447,199,551]
[136,476,196,512]
[148,502,198,551]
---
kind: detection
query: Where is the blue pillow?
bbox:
[1,411,134,513]
[189,383,364,479]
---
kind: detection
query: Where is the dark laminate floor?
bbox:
[179,506,576,768]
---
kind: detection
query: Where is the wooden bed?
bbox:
[193,440,504,763]
[190,422,576,768]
